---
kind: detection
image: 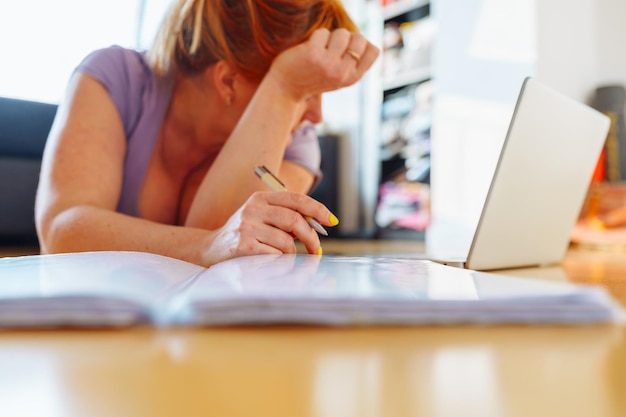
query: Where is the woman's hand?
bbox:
[267,28,380,103]
[201,191,337,265]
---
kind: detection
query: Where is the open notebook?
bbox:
[0,251,617,328]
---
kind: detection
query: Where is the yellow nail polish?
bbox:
[329,213,339,226]
[317,247,323,256]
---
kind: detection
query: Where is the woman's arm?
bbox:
[185,28,378,230]
[35,73,209,262]
[36,73,333,265]
[280,161,315,193]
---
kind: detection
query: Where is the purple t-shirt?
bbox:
[75,46,321,217]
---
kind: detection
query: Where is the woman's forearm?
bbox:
[185,76,303,229]
[40,205,214,266]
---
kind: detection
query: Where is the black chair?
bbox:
[310,134,341,237]
[0,97,57,245]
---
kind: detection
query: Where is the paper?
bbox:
[167,254,617,326]
[0,251,618,328]
[0,251,202,327]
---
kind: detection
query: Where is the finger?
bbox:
[358,42,380,72]
[257,238,298,255]
[308,27,331,48]
[262,191,338,227]
[326,28,351,57]
[237,197,316,253]
[342,42,379,87]
[265,205,321,243]
[206,232,282,266]
[245,220,299,254]
[249,201,321,255]
[343,33,368,64]
[245,237,289,255]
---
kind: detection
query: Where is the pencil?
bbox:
[254,165,329,236]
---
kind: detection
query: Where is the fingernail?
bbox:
[317,247,323,256]
[329,213,339,226]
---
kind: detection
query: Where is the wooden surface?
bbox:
[1,241,625,417]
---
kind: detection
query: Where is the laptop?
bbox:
[429,77,610,271]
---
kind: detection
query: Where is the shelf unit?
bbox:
[383,66,430,91]
[375,0,434,239]
[382,0,430,20]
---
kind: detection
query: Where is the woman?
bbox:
[35,0,378,266]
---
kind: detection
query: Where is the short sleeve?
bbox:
[72,46,173,217]
[74,46,148,137]
[284,122,322,190]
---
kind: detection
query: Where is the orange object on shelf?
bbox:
[591,147,606,182]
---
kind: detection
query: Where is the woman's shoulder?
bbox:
[77,45,152,81]
[75,46,167,135]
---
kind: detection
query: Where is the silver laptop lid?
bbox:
[465,77,610,270]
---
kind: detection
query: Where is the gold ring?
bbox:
[345,49,361,62]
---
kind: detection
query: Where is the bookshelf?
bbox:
[375,0,435,239]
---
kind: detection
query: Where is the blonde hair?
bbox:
[147,0,358,80]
